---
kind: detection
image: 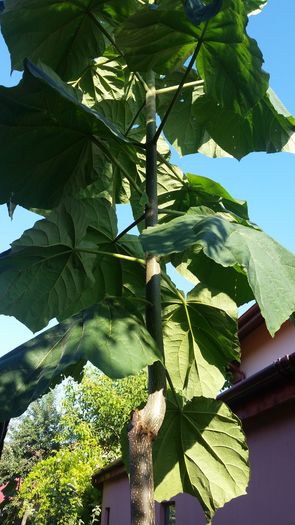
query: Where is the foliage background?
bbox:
[0,367,147,524]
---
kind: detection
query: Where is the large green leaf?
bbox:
[141,207,295,335]
[202,89,295,159]
[172,249,254,306]
[0,0,137,81]
[0,198,123,332]
[0,298,161,421]
[153,395,249,524]
[158,66,294,159]
[117,5,198,73]
[185,174,249,219]
[161,174,252,298]
[157,71,230,158]
[0,60,135,209]
[162,283,239,399]
[117,0,269,113]
[196,0,269,114]
[160,172,249,220]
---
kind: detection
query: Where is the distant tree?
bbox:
[1,367,147,524]
[62,366,147,461]
[0,392,61,524]
[0,392,61,484]
[18,430,102,525]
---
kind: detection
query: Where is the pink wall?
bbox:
[241,320,295,377]
[101,475,131,525]
[100,401,295,524]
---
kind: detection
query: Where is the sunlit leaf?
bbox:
[157,73,293,159]
[245,0,267,15]
[153,394,249,524]
[76,54,146,136]
[0,198,122,332]
[200,89,295,159]
[162,283,239,399]
[118,0,269,113]
[142,207,295,335]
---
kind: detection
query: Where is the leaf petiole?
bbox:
[153,21,209,143]
[77,247,145,266]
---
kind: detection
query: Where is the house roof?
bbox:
[238,303,264,340]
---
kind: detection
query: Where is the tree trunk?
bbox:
[128,70,166,525]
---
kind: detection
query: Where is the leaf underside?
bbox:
[0,298,161,422]
[153,394,249,524]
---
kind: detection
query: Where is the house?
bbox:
[92,304,295,524]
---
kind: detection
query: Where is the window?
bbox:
[163,501,176,525]
[104,507,110,525]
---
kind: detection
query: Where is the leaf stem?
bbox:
[125,100,146,137]
[158,208,185,217]
[153,22,209,143]
[78,248,145,265]
[155,79,204,95]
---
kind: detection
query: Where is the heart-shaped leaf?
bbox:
[162,283,239,399]
[153,394,249,524]
[118,0,269,113]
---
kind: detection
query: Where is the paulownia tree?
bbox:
[0,0,295,523]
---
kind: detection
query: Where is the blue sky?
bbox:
[0,1,295,356]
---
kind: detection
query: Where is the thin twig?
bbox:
[153,21,209,143]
